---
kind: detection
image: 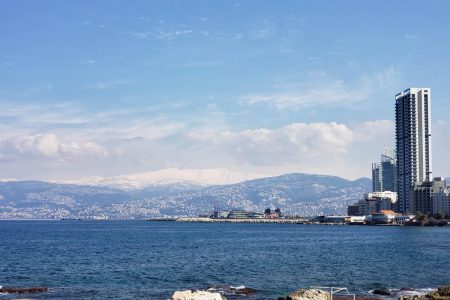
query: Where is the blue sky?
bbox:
[1,0,449,181]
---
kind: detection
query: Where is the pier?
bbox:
[175,217,309,224]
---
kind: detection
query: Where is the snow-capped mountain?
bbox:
[64,168,269,189]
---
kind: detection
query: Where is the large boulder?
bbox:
[171,290,227,300]
[287,289,331,300]
[206,285,256,296]
[373,289,393,296]
[426,286,450,300]
[398,286,450,300]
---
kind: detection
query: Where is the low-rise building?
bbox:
[349,191,397,216]
[394,214,415,225]
[414,177,447,214]
[369,209,397,224]
[347,204,360,216]
[349,216,367,224]
[318,215,349,224]
[211,210,230,219]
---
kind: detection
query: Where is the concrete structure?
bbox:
[413,177,446,214]
[356,191,397,216]
[395,88,432,213]
[347,204,360,216]
[433,186,450,216]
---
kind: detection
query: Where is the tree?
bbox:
[434,212,445,220]
[415,211,427,224]
[427,217,437,226]
[264,208,271,215]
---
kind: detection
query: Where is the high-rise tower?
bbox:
[380,150,397,193]
[395,88,432,213]
[371,149,397,193]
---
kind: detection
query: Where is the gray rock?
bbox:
[287,289,331,300]
[170,290,227,300]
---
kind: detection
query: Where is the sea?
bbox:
[1,220,450,299]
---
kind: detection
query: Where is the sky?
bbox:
[0,0,449,182]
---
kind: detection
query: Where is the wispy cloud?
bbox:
[404,34,416,40]
[83,80,126,90]
[80,59,96,64]
[243,67,399,110]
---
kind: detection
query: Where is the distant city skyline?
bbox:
[1,1,450,182]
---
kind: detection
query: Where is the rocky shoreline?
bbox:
[1,285,448,299]
[168,286,450,300]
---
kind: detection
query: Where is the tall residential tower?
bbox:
[395,88,432,213]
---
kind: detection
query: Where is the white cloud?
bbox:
[0,133,108,161]
[186,120,394,178]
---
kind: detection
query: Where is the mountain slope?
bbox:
[122,173,371,217]
[0,173,371,219]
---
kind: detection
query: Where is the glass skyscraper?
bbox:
[371,150,397,193]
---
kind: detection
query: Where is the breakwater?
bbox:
[175,217,309,224]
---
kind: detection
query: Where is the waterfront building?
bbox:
[224,210,265,219]
[356,191,397,216]
[211,210,231,219]
[349,216,367,224]
[318,215,349,224]
[413,177,446,215]
[394,214,415,225]
[395,88,432,213]
[433,186,450,216]
[347,204,360,216]
[370,210,397,224]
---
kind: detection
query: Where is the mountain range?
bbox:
[0,172,371,219]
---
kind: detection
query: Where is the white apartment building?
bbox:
[395,88,432,213]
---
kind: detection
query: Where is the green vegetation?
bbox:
[413,211,448,227]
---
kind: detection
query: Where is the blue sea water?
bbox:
[1,221,450,299]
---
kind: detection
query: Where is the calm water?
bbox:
[1,221,450,299]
